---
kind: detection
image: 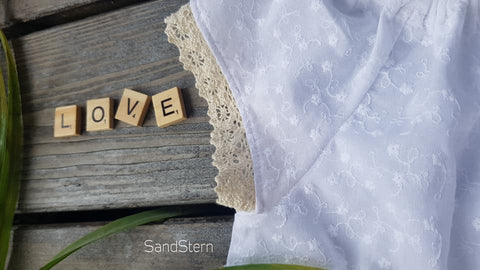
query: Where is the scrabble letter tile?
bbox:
[152,87,187,128]
[54,105,81,137]
[114,89,151,126]
[86,97,113,132]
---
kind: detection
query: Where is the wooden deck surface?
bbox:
[1,0,233,269]
[9,216,233,270]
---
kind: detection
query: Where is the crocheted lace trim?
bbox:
[165,4,255,212]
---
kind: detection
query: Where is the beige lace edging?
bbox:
[165,4,255,212]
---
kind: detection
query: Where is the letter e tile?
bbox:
[152,87,187,128]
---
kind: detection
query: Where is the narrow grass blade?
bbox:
[40,208,190,270]
[0,29,23,270]
[0,46,5,138]
[220,264,326,270]
[0,39,6,270]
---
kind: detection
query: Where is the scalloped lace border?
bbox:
[164,4,255,212]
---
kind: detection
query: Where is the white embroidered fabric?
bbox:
[165,5,256,212]
[191,0,480,269]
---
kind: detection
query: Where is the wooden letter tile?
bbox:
[152,87,187,128]
[86,97,113,132]
[54,105,81,137]
[114,89,151,126]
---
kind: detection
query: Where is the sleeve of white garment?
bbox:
[191,0,480,269]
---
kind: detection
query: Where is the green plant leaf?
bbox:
[220,264,326,270]
[40,208,190,270]
[0,29,23,270]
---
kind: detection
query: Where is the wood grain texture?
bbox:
[0,0,94,26]
[14,0,219,213]
[8,216,233,270]
[0,0,154,30]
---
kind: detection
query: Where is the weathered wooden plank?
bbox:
[0,0,152,35]
[13,0,219,213]
[0,0,94,26]
[8,216,233,270]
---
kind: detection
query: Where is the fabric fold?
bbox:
[191,0,480,269]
